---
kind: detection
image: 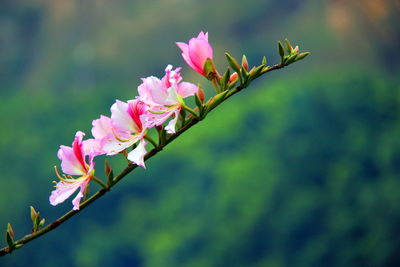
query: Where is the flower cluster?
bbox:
[50,32,214,210]
[48,33,309,211]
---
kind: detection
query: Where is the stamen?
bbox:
[111,128,140,143]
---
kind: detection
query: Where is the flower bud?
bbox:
[197,87,205,103]
[241,55,249,71]
[225,53,241,73]
[30,206,38,223]
[229,72,238,83]
[7,223,14,239]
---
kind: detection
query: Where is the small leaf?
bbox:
[221,68,230,91]
[285,39,293,54]
[6,223,14,248]
[206,90,229,113]
[225,53,241,73]
[35,213,41,230]
[39,218,46,228]
[6,232,14,249]
[104,160,112,177]
[278,41,285,62]
[249,65,264,79]
[107,171,114,186]
[295,52,310,61]
[241,66,249,85]
[194,88,204,109]
[30,206,38,223]
[262,56,267,66]
[7,223,14,239]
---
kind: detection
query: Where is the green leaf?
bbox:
[278,41,285,62]
[104,160,112,177]
[221,68,230,90]
[39,218,46,228]
[6,223,14,248]
[225,53,240,73]
[262,56,267,66]
[285,38,293,54]
[241,66,249,85]
[30,206,38,223]
[249,65,264,79]
[7,223,14,239]
[295,52,310,61]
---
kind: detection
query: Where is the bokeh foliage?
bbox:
[1,0,399,266]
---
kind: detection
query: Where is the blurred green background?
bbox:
[1,0,400,266]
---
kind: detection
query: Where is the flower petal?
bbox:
[82,138,103,156]
[177,82,198,98]
[177,42,201,74]
[127,139,147,168]
[188,38,213,72]
[164,109,180,134]
[58,145,87,176]
[111,100,136,133]
[138,76,173,106]
[72,178,90,210]
[91,115,113,140]
[72,191,84,211]
[49,176,88,207]
[102,132,140,155]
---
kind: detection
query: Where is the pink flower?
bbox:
[138,65,198,133]
[100,99,149,168]
[84,115,125,156]
[49,131,95,210]
[176,31,213,76]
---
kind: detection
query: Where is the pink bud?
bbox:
[176,31,213,76]
[241,55,249,71]
[197,87,205,102]
[229,72,238,83]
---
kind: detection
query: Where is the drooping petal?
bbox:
[127,139,147,168]
[72,191,84,211]
[49,176,89,207]
[177,82,198,98]
[72,178,90,210]
[164,108,180,134]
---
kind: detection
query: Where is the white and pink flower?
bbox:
[49,131,95,211]
[97,99,150,168]
[138,65,198,134]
